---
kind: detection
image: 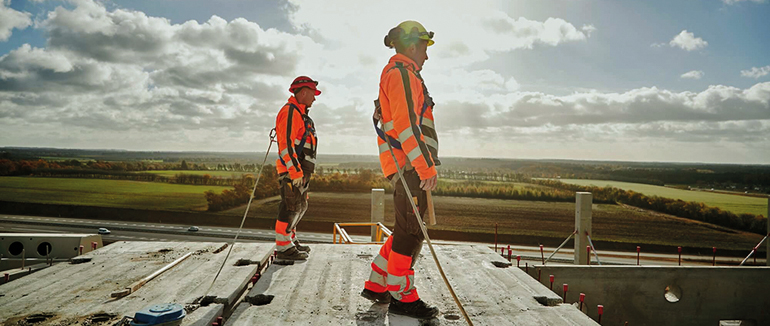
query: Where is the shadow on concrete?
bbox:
[355,303,387,326]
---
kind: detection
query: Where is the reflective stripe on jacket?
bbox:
[376,53,438,180]
[275,96,317,180]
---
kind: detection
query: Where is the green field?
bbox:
[442,179,551,189]
[228,192,764,251]
[141,170,255,178]
[0,176,764,250]
[558,179,768,216]
[0,177,231,211]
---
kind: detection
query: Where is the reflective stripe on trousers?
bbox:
[386,251,419,302]
[275,220,294,251]
[365,236,392,293]
[364,236,420,303]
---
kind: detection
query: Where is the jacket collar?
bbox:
[287,96,307,114]
[389,53,420,73]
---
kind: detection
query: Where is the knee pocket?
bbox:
[282,183,303,212]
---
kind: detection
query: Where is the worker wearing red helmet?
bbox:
[361,21,440,319]
[273,76,320,260]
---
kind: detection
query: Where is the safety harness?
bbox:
[278,103,317,169]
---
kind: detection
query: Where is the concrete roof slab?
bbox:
[0,241,274,325]
[230,244,597,325]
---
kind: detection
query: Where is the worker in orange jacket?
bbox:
[274,76,320,260]
[361,21,440,319]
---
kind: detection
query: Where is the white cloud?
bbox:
[434,82,770,139]
[741,65,770,79]
[669,30,708,51]
[482,16,591,49]
[0,0,32,41]
[680,70,704,79]
[1,0,768,163]
[0,0,316,137]
[581,24,596,37]
[722,0,766,4]
[287,0,593,75]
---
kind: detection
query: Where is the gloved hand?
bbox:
[292,177,303,188]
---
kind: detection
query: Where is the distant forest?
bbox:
[2,147,769,193]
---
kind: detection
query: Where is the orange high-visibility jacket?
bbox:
[275,96,317,180]
[376,53,440,180]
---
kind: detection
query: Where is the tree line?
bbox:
[204,172,280,212]
[533,179,767,235]
[0,159,265,187]
[0,158,213,174]
[434,182,579,202]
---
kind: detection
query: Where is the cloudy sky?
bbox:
[1,0,769,164]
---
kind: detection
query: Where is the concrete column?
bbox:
[574,192,593,265]
[371,189,385,242]
[767,197,769,266]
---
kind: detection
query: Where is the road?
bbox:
[1,214,763,266]
[0,214,350,243]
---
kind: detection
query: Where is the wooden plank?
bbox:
[111,252,192,298]
[426,190,437,225]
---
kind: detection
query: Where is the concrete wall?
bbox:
[0,233,102,270]
[526,265,770,326]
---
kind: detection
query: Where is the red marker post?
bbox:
[586,246,591,266]
[494,223,498,252]
[563,284,568,302]
[549,275,554,290]
[712,247,717,266]
[579,293,585,311]
[678,246,682,266]
[501,247,505,256]
[91,242,97,250]
[636,246,641,266]
[516,255,521,267]
[540,245,545,265]
[79,245,84,255]
[597,305,604,324]
[507,245,512,262]
[217,317,223,325]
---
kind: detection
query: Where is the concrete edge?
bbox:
[185,303,224,326]
[470,245,564,305]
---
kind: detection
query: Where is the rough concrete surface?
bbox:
[531,265,770,326]
[229,244,597,325]
[0,241,273,325]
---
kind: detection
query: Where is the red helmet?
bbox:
[289,76,321,95]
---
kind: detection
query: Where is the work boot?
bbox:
[276,247,308,260]
[294,240,311,253]
[361,288,391,304]
[388,299,439,319]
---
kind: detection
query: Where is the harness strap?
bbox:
[279,103,317,168]
[373,112,403,150]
